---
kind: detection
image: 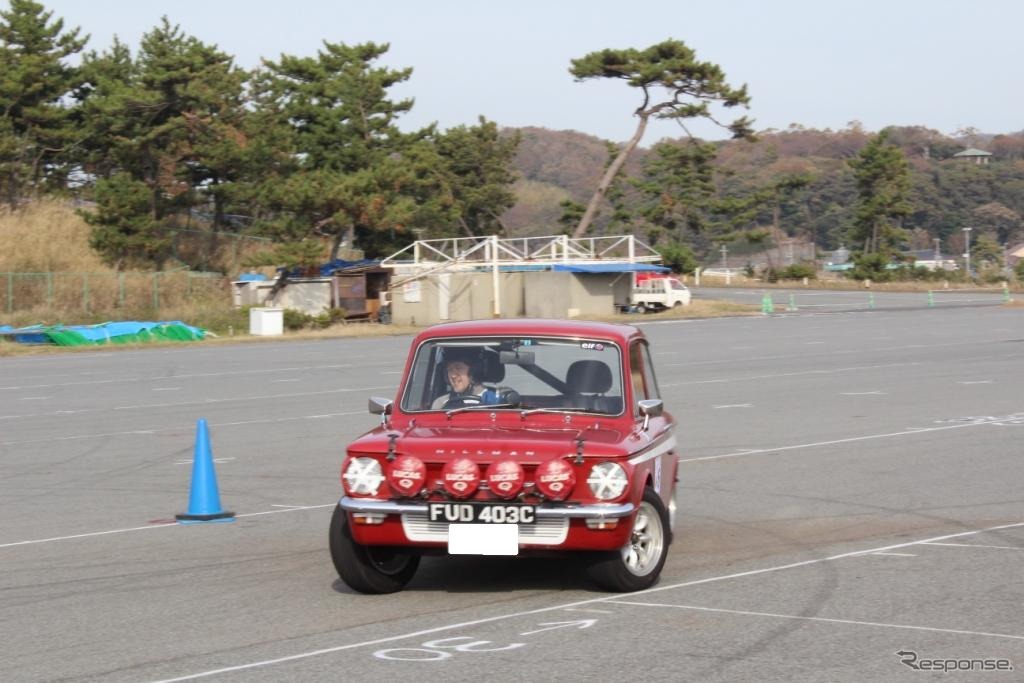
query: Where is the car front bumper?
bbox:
[339,496,637,550]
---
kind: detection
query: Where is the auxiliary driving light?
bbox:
[534,458,576,500]
[486,460,525,499]
[442,458,481,499]
[387,455,427,497]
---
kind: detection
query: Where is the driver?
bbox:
[432,355,485,409]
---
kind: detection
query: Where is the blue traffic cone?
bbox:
[176,418,235,524]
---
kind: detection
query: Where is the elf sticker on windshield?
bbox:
[580,342,605,351]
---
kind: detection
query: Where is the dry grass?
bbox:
[0,200,107,272]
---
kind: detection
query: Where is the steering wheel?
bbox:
[442,396,480,410]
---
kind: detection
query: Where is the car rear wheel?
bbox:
[329,505,420,594]
[587,487,669,592]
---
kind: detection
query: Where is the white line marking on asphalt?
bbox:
[805,341,825,345]
[0,385,392,422]
[712,404,753,409]
[678,416,1007,463]
[175,458,234,466]
[957,380,994,385]
[272,378,300,383]
[18,396,51,401]
[0,363,360,391]
[143,521,1024,683]
[153,387,181,391]
[563,608,615,614]
[840,391,886,395]
[662,339,1015,367]
[0,504,335,549]
[870,551,917,557]
[661,362,920,387]
[606,601,1024,641]
[922,542,1024,551]
[0,412,364,446]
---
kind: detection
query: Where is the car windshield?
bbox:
[400,336,625,415]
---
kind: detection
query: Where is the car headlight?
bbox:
[586,462,628,500]
[342,457,384,496]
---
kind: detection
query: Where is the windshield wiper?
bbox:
[445,403,518,417]
[519,407,596,418]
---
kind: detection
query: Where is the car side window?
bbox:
[629,341,647,410]
[629,340,661,415]
[640,342,661,400]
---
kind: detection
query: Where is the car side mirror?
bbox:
[637,398,663,431]
[368,397,393,425]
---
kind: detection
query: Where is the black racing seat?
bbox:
[565,360,617,413]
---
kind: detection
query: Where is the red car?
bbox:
[330,319,678,593]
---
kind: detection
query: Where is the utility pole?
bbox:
[720,244,729,284]
[963,227,972,278]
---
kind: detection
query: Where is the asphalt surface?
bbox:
[2,302,1023,682]
[692,284,1009,313]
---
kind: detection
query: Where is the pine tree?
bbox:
[848,130,912,255]
[76,18,249,267]
[568,39,753,237]
[0,0,86,205]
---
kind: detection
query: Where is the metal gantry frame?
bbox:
[379,234,662,317]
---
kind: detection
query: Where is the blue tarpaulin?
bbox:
[0,321,207,346]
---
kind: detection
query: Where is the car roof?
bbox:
[411,318,643,346]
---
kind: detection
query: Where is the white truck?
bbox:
[630,274,692,311]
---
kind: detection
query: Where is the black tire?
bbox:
[587,487,670,592]
[329,505,419,594]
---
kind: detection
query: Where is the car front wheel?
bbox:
[329,505,420,594]
[587,487,669,592]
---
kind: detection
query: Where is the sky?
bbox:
[37,0,1024,144]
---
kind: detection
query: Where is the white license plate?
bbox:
[428,502,536,524]
[448,523,518,555]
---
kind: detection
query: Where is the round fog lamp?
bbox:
[486,460,525,499]
[442,457,481,499]
[387,455,427,497]
[534,458,576,501]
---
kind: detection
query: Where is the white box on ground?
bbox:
[249,307,283,336]
[448,524,519,555]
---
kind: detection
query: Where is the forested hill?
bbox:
[503,124,1024,258]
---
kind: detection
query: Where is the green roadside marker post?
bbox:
[761,292,775,315]
[928,290,935,307]
[868,293,875,310]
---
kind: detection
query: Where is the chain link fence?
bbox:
[1,270,229,317]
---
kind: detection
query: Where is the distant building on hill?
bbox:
[953,148,993,164]
[1007,243,1024,269]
